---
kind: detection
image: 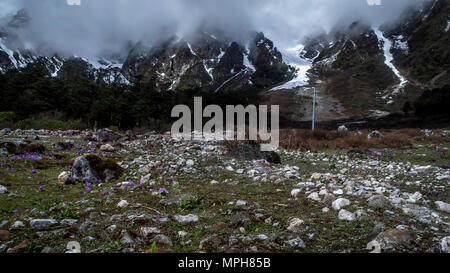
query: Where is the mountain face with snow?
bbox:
[122,31,293,92]
[0,9,293,92]
[293,0,449,115]
[0,0,448,118]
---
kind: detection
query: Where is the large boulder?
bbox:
[0,128,11,136]
[228,143,281,164]
[0,139,45,154]
[372,229,414,252]
[367,130,384,140]
[69,154,122,184]
[95,128,121,142]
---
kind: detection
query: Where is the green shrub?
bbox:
[0,111,15,123]
[16,118,85,130]
[414,85,450,117]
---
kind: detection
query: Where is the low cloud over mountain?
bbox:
[0,0,427,59]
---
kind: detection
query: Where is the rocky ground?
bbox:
[0,128,449,253]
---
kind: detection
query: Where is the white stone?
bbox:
[178,231,188,238]
[408,192,422,203]
[100,144,115,152]
[12,221,25,228]
[338,209,356,221]
[307,192,321,201]
[117,200,129,208]
[332,198,351,210]
[58,171,69,184]
[107,225,117,232]
[333,189,344,195]
[236,200,247,206]
[435,201,450,214]
[440,236,450,253]
[186,159,194,167]
[174,214,199,223]
[322,207,330,213]
[0,185,8,194]
[291,189,301,198]
[287,218,304,231]
[140,227,161,237]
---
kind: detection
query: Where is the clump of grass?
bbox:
[178,196,202,211]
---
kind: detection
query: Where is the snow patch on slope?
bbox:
[0,37,19,69]
[271,44,311,91]
[374,27,408,103]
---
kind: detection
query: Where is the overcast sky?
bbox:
[0,0,429,59]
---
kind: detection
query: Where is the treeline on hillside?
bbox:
[0,63,261,130]
[413,84,450,118]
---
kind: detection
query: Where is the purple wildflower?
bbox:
[38,186,44,191]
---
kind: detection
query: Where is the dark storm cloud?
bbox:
[0,0,429,58]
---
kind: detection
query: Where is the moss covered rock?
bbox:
[69,154,122,184]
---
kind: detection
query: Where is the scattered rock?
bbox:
[285,237,306,248]
[228,143,281,164]
[96,128,120,142]
[173,214,199,223]
[332,198,351,210]
[338,125,348,132]
[230,212,251,225]
[307,192,321,201]
[41,246,54,253]
[60,219,78,226]
[0,185,8,194]
[100,144,115,152]
[435,201,450,214]
[338,209,356,221]
[440,236,450,253]
[374,229,414,251]
[117,200,129,208]
[58,171,70,185]
[120,230,135,245]
[291,189,301,198]
[367,130,384,139]
[30,219,59,229]
[152,234,173,247]
[368,195,389,208]
[287,218,304,232]
[12,221,25,228]
[199,236,222,251]
[140,227,161,237]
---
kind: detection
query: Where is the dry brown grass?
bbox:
[279,128,449,152]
